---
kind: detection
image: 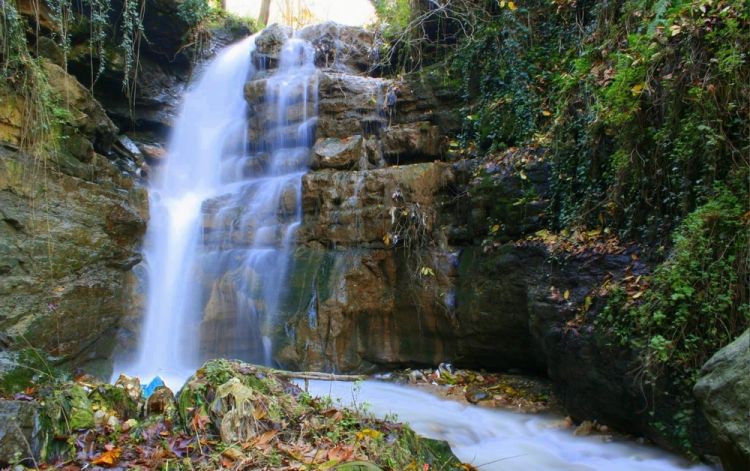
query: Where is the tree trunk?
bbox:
[259,0,272,26]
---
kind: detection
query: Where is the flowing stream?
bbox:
[117,34,715,471]
[304,380,713,471]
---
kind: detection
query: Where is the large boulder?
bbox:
[381,122,444,162]
[297,22,375,73]
[0,61,118,158]
[311,136,365,170]
[694,329,750,471]
[252,24,292,69]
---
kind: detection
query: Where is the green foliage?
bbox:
[177,0,214,27]
[604,184,749,380]
[218,12,258,37]
[373,0,494,73]
[0,348,60,395]
[120,0,145,102]
[437,3,748,454]
[47,0,75,62]
[549,0,749,242]
[86,0,111,83]
[447,1,587,151]
[1,0,29,72]
[1,1,59,152]
[600,183,749,452]
[176,0,257,64]
[372,0,412,33]
[434,1,747,245]
[200,358,236,385]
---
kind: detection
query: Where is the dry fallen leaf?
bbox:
[254,430,277,446]
[91,448,121,467]
[327,444,354,462]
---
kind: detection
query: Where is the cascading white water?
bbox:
[119,34,318,386]
[304,380,714,471]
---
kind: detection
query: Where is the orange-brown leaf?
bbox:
[91,448,121,467]
[327,444,354,462]
[254,430,277,446]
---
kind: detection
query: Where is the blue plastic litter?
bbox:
[142,376,165,399]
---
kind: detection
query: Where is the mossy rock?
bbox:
[0,349,59,395]
[176,360,464,469]
[177,359,299,431]
[89,383,140,421]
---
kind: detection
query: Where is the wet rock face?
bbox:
[42,62,119,154]
[244,24,451,169]
[253,24,293,69]
[314,73,446,163]
[275,248,456,372]
[0,146,144,371]
[0,58,145,379]
[0,60,118,160]
[694,329,750,471]
[271,159,556,373]
[236,24,554,373]
[311,136,365,170]
[299,163,453,248]
[0,59,144,373]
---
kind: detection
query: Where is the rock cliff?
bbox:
[0,60,144,374]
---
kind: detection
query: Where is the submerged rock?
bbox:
[694,329,750,471]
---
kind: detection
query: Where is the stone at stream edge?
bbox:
[694,329,750,471]
[0,360,463,469]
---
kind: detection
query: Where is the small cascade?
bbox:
[119,33,319,385]
[306,286,318,329]
[348,174,366,241]
[200,37,318,367]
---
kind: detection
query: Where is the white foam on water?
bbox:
[303,380,715,471]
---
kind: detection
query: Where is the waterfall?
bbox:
[119,34,318,385]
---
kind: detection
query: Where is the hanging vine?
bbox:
[86,0,111,87]
[46,0,73,68]
[1,0,55,153]
[120,0,146,115]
